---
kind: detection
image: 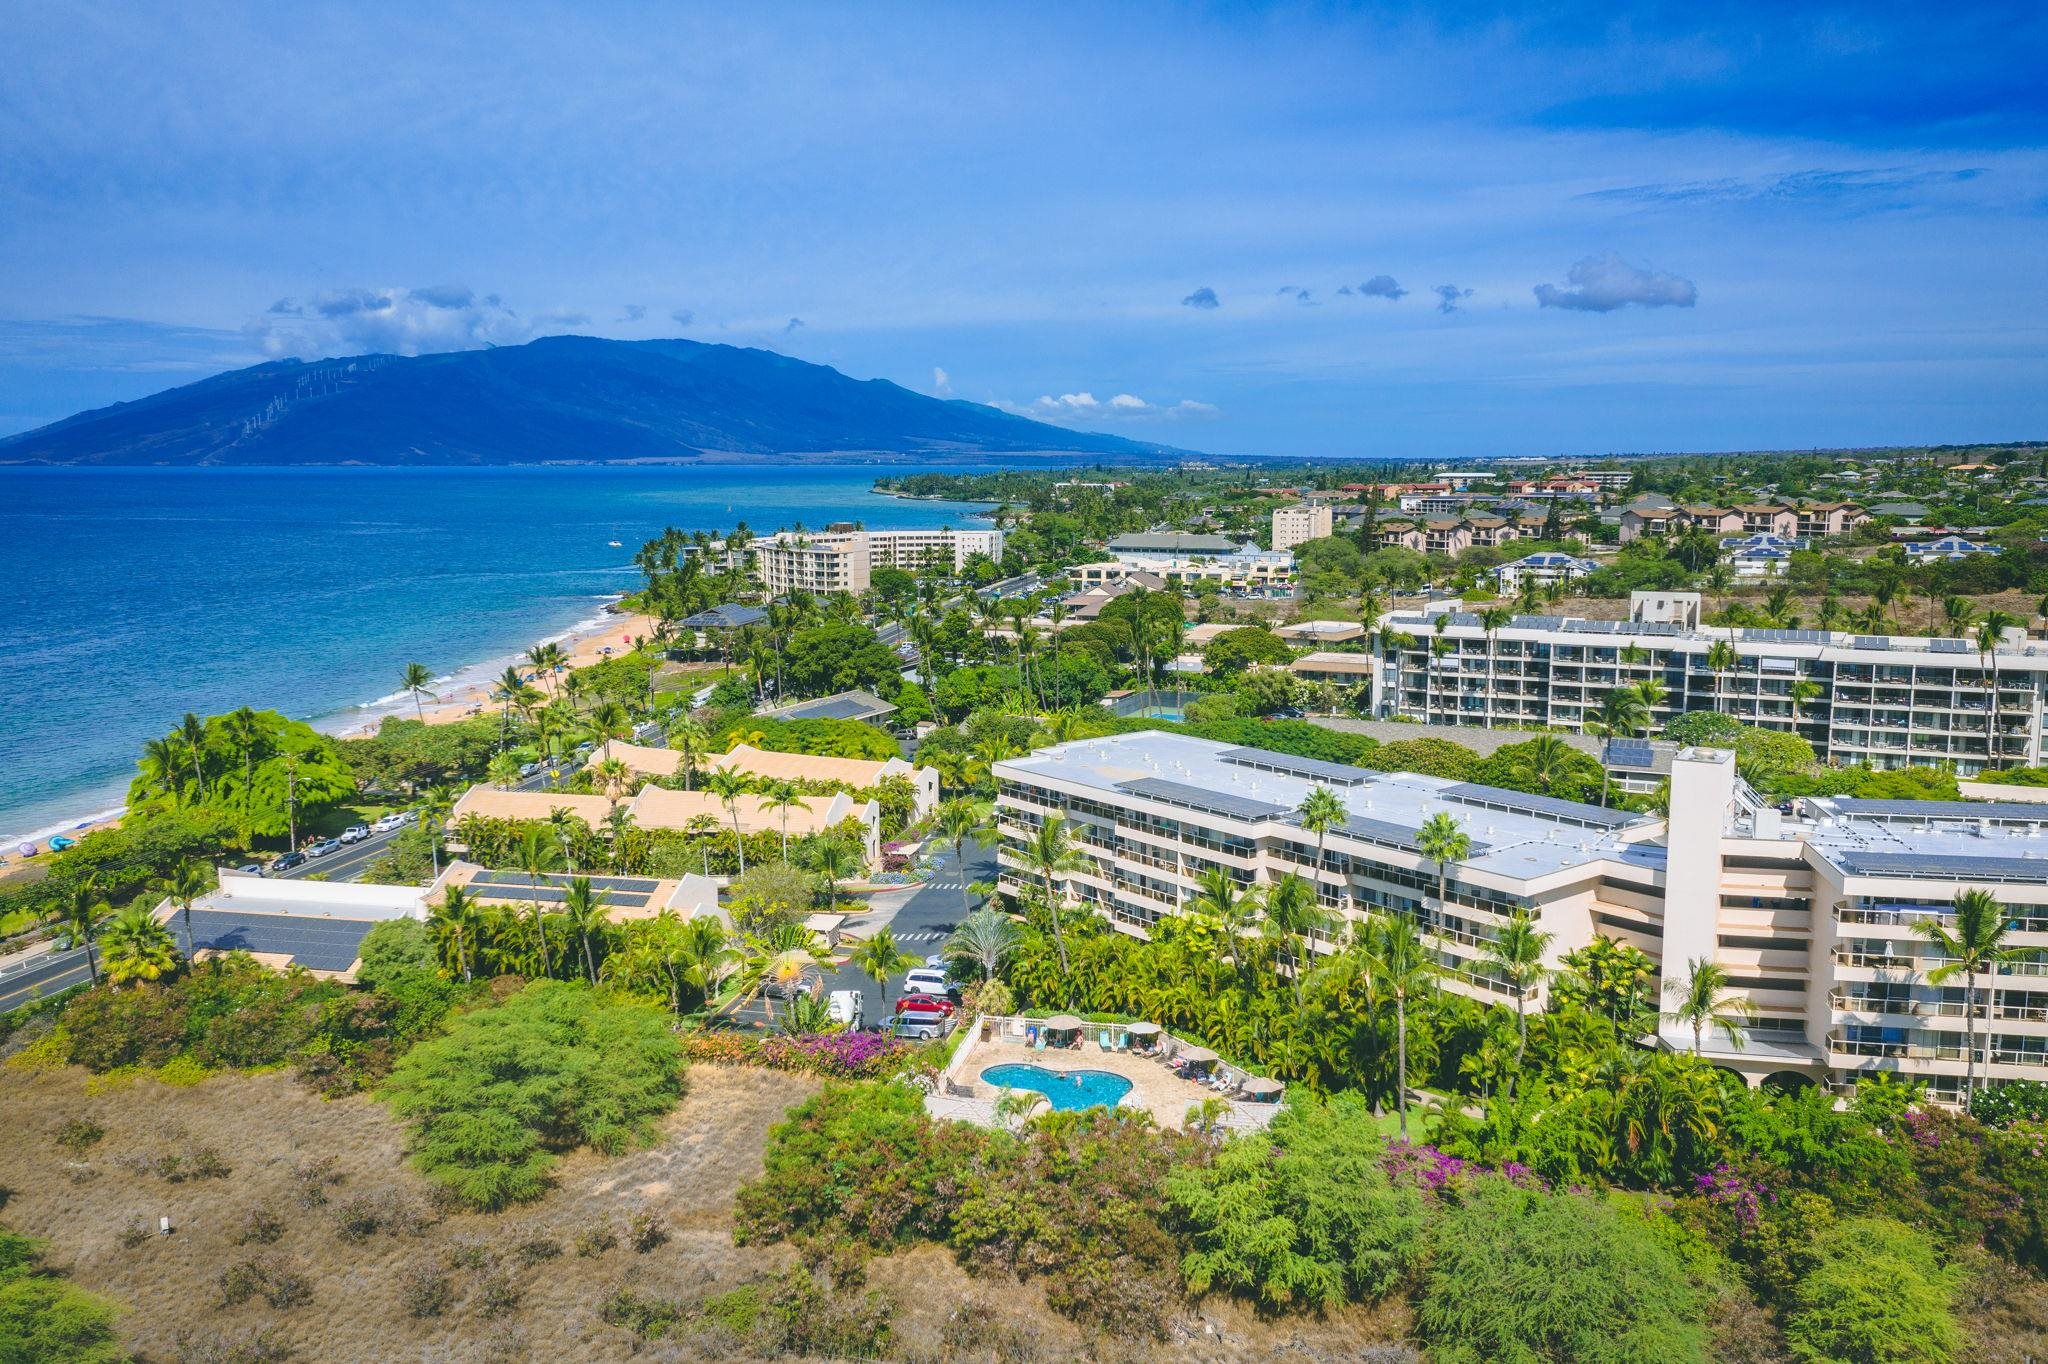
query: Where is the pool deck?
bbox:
[937,1030,1279,1133]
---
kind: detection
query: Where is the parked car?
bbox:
[890,1007,954,1041]
[894,993,957,1017]
[900,968,954,998]
[267,851,307,874]
[827,990,864,1028]
[339,824,371,845]
[370,812,406,833]
[923,952,949,970]
[232,863,262,875]
[303,838,343,859]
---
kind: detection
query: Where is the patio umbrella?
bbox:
[1240,1075,1283,1098]
[1176,1044,1218,1064]
[1045,1014,1085,1032]
[1125,1021,1161,1036]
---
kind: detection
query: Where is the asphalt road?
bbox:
[724,841,999,1032]
[0,944,96,1014]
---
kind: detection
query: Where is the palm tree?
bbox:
[491,666,530,751]
[666,716,709,791]
[1662,956,1758,1056]
[1261,873,1332,1005]
[703,768,752,875]
[848,929,915,1001]
[1426,635,1453,723]
[1788,679,1822,730]
[178,712,209,800]
[1364,913,1434,1141]
[1705,639,1738,714]
[98,904,178,986]
[1944,595,1978,640]
[1480,908,1553,1082]
[944,906,1022,982]
[487,750,522,789]
[155,860,213,961]
[724,922,832,1022]
[585,700,634,762]
[515,827,562,978]
[546,806,583,872]
[1478,606,1513,720]
[561,876,612,984]
[809,839,859,909]
[1505,734,1578,797]
[1294,785,1347,908]
[601,804,638,873]
[1978,610,2020,768]
[54,879,109,987]
[1021,816,1090,984]
[591,757,633,802]
[221,706,266,839]
[933,798,994,914]
[760,779,806,861]
[401,661,436,720]
[429,884,483,982]
[1415,811,1469,916]
[1921,889,2030,1100]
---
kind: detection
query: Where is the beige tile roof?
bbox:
[449,787,615,826]
[707,743,900,788]
[603,741,685,777]
[626,785,845,836]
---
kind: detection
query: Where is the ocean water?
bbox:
[0,465,995,843]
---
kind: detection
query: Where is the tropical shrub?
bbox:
[1417,1178,1708,1364]
[1780,1216,1962,1364]
[0,1226,122,1363]
[1167,1091,1422,1311]
[1360,737,1482,781]
[681,1029,911,1080]
[380,981,685,1209]
[1973,1078,2048,1126]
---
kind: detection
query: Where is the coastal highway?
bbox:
[272,763,579,885]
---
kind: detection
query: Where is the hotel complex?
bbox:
[751,527,1003,596]
[1366,593,2048,775]
[993,729,2048,1102]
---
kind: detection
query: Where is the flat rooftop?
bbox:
[183,907,378,976]
[1000,731,1657,882]
[1804,797,2048,883]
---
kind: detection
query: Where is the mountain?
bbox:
[0,335,1202,466]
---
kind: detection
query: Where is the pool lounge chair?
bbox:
[1033,1035,1046,1052]
[1098,1030,1112,1051]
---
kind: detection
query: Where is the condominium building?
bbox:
[1074,534,1294,594]
[751,527,1003,596]
[1271,503,1333,551]
[1371,594,2048,776]
[991,730,2048,1101]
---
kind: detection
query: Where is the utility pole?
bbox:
[284,757,299,852]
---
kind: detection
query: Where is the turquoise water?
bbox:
[981,1063,1133,1111]
[0,465,993,841]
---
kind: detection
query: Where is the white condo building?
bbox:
[1271,503,1334,551]
[993,730,2048,1102]
[752,528,1003,596]
[1370,593,2048,776]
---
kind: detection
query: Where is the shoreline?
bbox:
[0,597,655,858]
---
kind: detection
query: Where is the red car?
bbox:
[894,994,957,1018]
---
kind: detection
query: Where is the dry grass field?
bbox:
[0,1059,1412,1363]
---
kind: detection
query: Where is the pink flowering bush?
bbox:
[682,1028,911,1080]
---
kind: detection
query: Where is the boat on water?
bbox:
[608,540,622,546]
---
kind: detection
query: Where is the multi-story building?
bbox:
[751,528,1002,596]
[1620,499,1866,544]
[1271,503,1333,551]
[1075,534,1294,594]
[1370,594,2048,775]
[992,730,2048,1101]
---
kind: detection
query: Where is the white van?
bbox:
[901,968,952,997]
[827,990,864,1028]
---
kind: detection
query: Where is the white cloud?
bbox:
[1534,252,1698,313]
[1019,390,1217,422]
[247,285,552,359]
[932,366,952,395]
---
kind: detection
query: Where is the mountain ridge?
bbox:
[0,335,1205,466]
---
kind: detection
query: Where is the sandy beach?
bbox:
[354,606,663,735]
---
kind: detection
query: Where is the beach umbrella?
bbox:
[1125,1021,1161,1036]
[1240,1075,1283,1098]
[1045,1014,1085,1032]
[1176,1044,1218,1064]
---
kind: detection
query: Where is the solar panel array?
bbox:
[187,909,377,973]
[1115,778,1291,823]
[1442,781,1642,830]
[1511,615,1565,630]
[1218,747,1376,787]
[467,871,664,910]
[1930,638,1971,654]
[1740,628,1829,644]
[1853,636,1891,651]
[1825,798,2048,823]
[1338,813,1493,858]
[1606,739,1658,770]
[1445,612,1483,628]
[1831,851,2048,883]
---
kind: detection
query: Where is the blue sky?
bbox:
[1,2,2043,459]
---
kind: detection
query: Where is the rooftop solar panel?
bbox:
[1930,638,1971,653]
[1853,636,1890,651]
[1446,612,1482,628]
[1218,747,1376,786]
[1441,781,1642,829]
[186,909,377,973]
[469,871,661,893]
[1627,621,1685,637]
[1823,798,2048,823]
[1831,851,2048,883]
[1564,619,1619,634]
[1336,813,1494,858]
[1512,615,1565,629]
[1115,778,1291,823]
[1606,739,1657,770]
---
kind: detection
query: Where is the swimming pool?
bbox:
[980,1063,1133,1112]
